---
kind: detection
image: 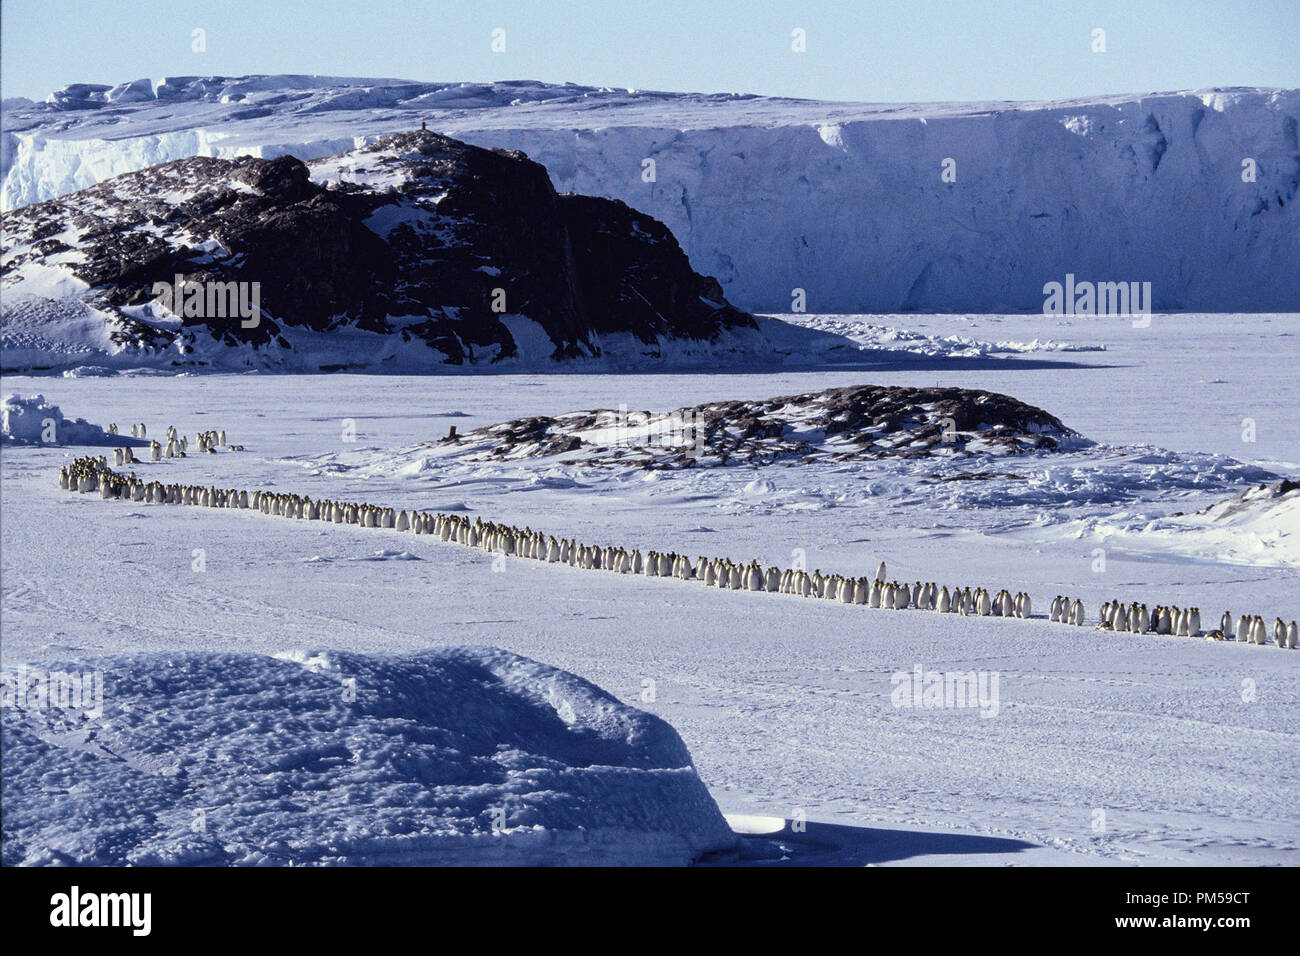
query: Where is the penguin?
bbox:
[1275,618,1287,648]
[1157,607,1173,635]
[1070,599,1085,626]
[1288,621,1298,649]
[1235,615,1251,643]
[852,577,868,605]
[874,561,887,585]
[763,567,780,592]
[938,587,951,614]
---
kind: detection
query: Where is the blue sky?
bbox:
[3,0,1297,104]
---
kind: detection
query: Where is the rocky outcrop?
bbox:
[434,384,1082,468]
[0,130,755,368]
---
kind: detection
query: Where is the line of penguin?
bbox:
[58,453,1298,650]
[107,423,245,465]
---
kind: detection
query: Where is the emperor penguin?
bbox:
[1220,611,1232,637]
[897,582,911,609]
[874,561,887,585]
[1288,621,1298,649]
[853,577,869,605]
[1070,599,1085,626]
[1186,608,1200,638]
[1275,618,1287,647]
[937,587,951,613]
[1235,615,1250,643]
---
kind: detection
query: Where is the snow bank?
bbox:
[4,78,1297,312]
[0,393,120,445]
[1077,479,1300,568]
[0,646,736,866]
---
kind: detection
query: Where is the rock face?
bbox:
[436,384,1082,468]
[0,130,755,369]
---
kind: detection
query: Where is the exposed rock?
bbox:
[436,384,1083,468]
[0,130,755,368]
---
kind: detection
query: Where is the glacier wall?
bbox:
[3,79,1297,312]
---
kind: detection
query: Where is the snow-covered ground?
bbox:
[2,646,734,866]
[2,312,1297,865]
[5,77,1297,312]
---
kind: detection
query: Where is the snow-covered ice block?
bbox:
[0,393,120,445]
[0,646,737,866]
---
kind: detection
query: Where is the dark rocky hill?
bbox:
[0,130,758,369]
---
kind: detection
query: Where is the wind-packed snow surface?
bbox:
[1,646,736,866]
[4,77,1297,312]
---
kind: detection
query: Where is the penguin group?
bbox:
[58,455,1298,648]
[1217,610,1298,648]
[110,424,243,465]
[1049,595,1087,626]
[194,429,242,453]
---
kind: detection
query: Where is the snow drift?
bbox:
[3,77,1298,312]
[0,646,736,866]
[1078,478,1300,569]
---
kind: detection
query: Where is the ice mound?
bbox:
[0,647,736,866]
[0,393,122,446]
